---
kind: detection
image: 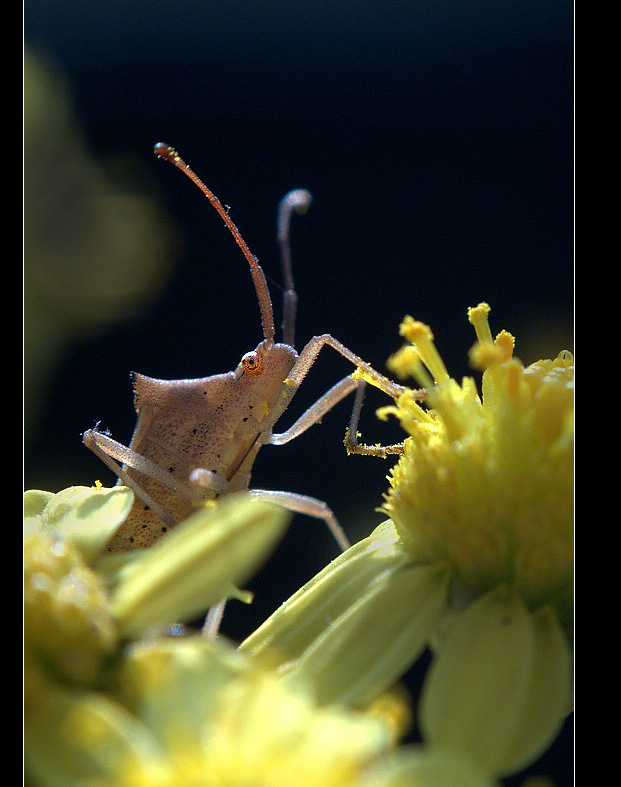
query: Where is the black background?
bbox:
[25,2,573,783]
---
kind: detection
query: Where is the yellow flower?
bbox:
[26,635,396,786]
[186,649,392,787]
[29,489,398,785]
[242,304,573,779]
[381,304,573,620]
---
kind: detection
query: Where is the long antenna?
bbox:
[154,143,275,343]
[277,188,312,348]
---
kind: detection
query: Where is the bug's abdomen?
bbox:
[104,374,265,552]
[106,421,231,552]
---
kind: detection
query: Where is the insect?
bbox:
[83,144,410,560]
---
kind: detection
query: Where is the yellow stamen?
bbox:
[386,346,435,390]
[494,329,515,361]
[397,316,450,385]
[467,302,493,345]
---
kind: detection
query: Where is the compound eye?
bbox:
[241,350,264,376]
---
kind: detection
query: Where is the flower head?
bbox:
[380,304,573,621]
[25,487,397,785]
[25,624,396,786]
[24,530,118,686]
[242,304,573,779]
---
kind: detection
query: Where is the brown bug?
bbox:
[83,144,408,560]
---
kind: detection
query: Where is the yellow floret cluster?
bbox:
[380,304,573,621]
[24,532,117,685]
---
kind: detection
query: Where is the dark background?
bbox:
[24,2,573,783]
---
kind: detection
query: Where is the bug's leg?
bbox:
[83,428,198,501]
[295,334,407,399]
[266,376,360,445]
[343,380,405,457]
[82,427,180,530]
[85,427,232,510]
[247,489,350,551]
[188,468,231,495]
[261,333,408,441]
[268,376,405,457]
[202,600,227,638]
[264,336,413,457]
[201,487,347,640]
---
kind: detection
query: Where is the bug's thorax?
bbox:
[104,340,298,551]
[127,340,294,482]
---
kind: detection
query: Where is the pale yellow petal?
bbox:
[419,586,536,776]
[36,485,135,563]
[500,605,572,774]
[280,562,450,707]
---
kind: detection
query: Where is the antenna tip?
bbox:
[153,142,178,162]
[281,188,313,215]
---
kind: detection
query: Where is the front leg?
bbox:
[262,334,407,436]
[266,376,359,446]
[343,380,405,457]
[263,334,413,457]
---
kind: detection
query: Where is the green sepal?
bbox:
[240,520,408,662]
[111,495,290,638]
[242,520,451,707]
[24,486,135,564]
